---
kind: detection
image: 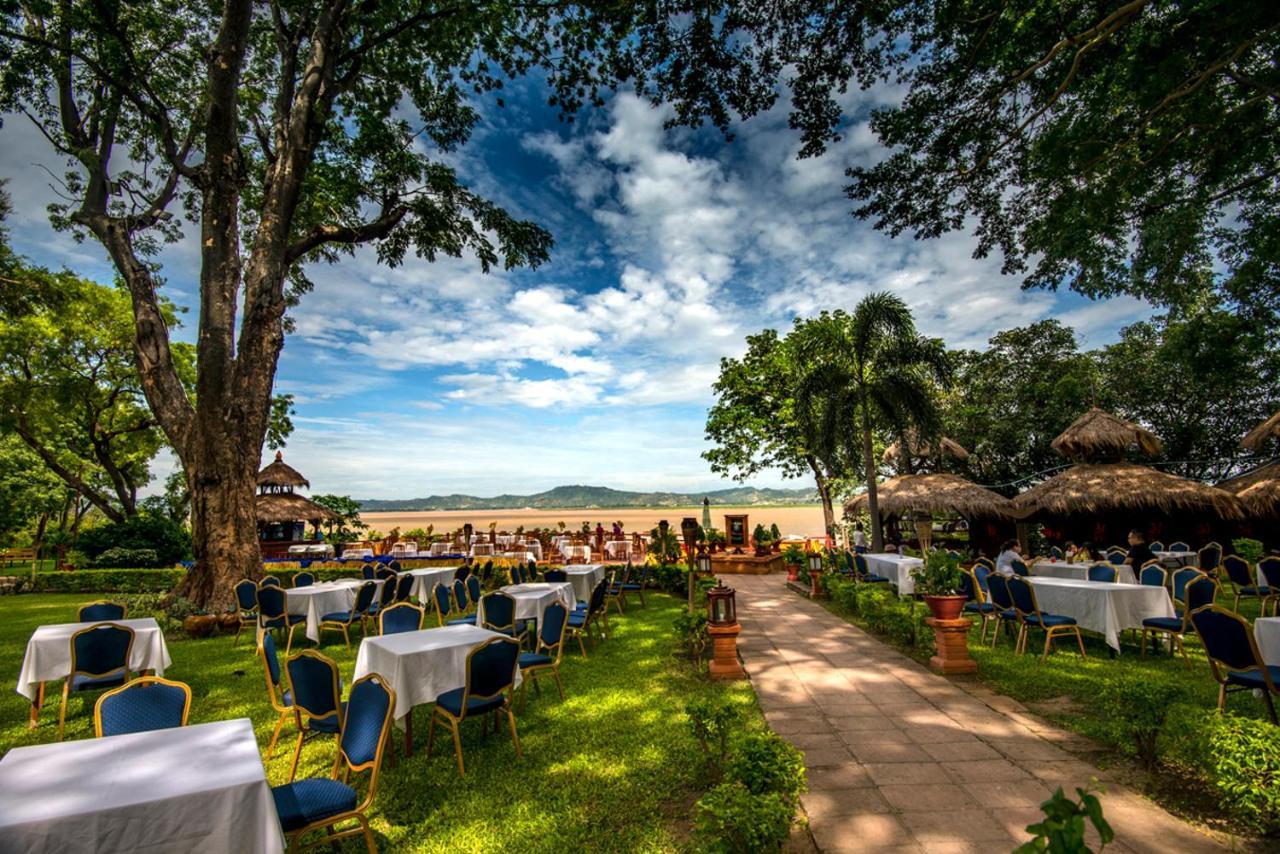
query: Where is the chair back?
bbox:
[481,591,517,631]
[432,583,454,618]
[1006,576,1039,617]
[1049,546,1063,559]
[1087,564,1118,583]
[259,632,284,697]
[509,563,522,584]
[388,560,402,572]
[959,570,979,603]
[1105,549,1127,565]
[527,559,537,578]
[1198,543,1222,573]
[376,567,396,582]
[539,601,569,656]
[973,564,992,596]
[588,577,608,615]
[353,580,378,616]
[234,580,259,612]
[257,583,287,620]
[1259,556,1280,589]
[1171,568,1203,604]
[340,674,395,773]
[362,564,376,580]
[394,573,415,602]
[480,561,494,583]
[466,574,482,606]
[71,623,134,679]
[454,565,471,582]
[464,637,520,702]
[78,601,126,622]
[1169,541,1190,552]
[1139,564,1167,588]
[1184,575,1218,613]
[379,602,424,635]
[1190,606,1263,674]
[544,569,567,582]
[453,578,468,611]
[95,677,191,737]
[1222,555,1253,588]
[261,574,282,587]
[1011,558,1030,577]
[285,651,342,726]
[293,571,315,588]
[1149,541,1165,552]
[376,575,397,611]
[975,556,995,570]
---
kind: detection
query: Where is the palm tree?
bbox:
[791,293,950,551]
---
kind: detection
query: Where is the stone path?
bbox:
[731,574,1230,854]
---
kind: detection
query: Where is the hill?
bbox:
[357,484,819,511]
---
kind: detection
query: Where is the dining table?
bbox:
[1026,576,1175,652]
[561,565,607,602]
[477,582,576,631]
[861,553,924,595]
[284,578,383,643]
[1256,617,1280,667]
[1031,561,1137,585]
[405,566,462,602]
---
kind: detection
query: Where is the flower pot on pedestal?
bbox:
[808,570,824,599]
[183,614,218,638]
[924,594,967,622]
[924,595,976,674]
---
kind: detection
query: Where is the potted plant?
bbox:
[782,545,805,582]
[910,550,966,620]
[753,523,772,557]
[705,527,726,554]
[770,523,782,553]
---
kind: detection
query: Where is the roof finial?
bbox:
[275,450,283,461]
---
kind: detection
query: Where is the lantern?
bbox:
[680,517,699,554]
[807,551,824,575]
[707,581,736,626]
[696,552,712,576]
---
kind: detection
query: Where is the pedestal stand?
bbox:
[927,617,978,674]
[708,622,746,680]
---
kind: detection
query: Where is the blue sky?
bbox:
[0,76,1151,499]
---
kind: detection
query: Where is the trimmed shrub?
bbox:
[77,513,191,566]
[1204,713,1280,834]
[91,547,158,568]
[675,609,710,666]
[27,568,186,594]
[1098,679,1180,769]
[727,732,806,805]
[693,782,792,854]
[686,694,740,781]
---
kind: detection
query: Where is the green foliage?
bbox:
[752,523,772,547]
[1202,713,1280,834]
[1014,786,1114,854]
[90,547,160,569]
[910,549,963,596]
[1097,680,1180,770]
[686,693,740,781]
[726,732,807,806]
[675,610,710,668]
[769,523,780,542]
[692,783,792,854]
[781,545,805,567]
[26,568,186,594]
[1232,538,1265,566]
[310,495,368,542]
[648,525,682,565]
[650,562,688,595]
[76,513,191,566]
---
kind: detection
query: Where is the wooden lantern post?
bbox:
[707,581,746,680]
[681,517,699,612]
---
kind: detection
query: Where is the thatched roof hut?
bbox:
[1219,461,1280,517]
[846,473,1015,519]
[1013,462,1243,520]
[257,492,340,525]
[882,431,970,463]
[1241,410,1280,453]
[1050,408,1162,461]
[258,451,310,491]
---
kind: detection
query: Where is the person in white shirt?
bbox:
[852,522,868,552]
[995,540,1022,577]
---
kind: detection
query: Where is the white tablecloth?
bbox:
[17,618,172,702]
[604,541,629,558]
[1256,618,1280,666]
[1032,561,1137,585]
[1026,577,1175,651]
[523,541,543,559]
[354,625,520,721]
[471,543,495,557]
[1154,550,1198,567]
[428,542,454,556]
[478,583,576,629]
[0,718,284,853]
[286,580,381,643]
[406,566,461,602]
[495,534,517,547]
[562,565,607,602]
[862,553,924,595]
[561,544,591,562]
[342,547,372,559]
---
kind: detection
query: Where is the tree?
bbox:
[0,435,66,548]
[703,330,843,537]
[791,294,950,551]
[311,494,367,542]
[0,2,783,607]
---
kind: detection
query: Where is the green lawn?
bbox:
[0,592,760,852]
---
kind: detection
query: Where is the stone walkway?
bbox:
[731,574,1231,854]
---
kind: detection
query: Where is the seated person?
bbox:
[995,539,1022,577]
[1123,529,1154,568]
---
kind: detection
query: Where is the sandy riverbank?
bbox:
[360,505,825,537]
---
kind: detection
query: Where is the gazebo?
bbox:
[256,451,339,558]
[1013,408,1242,546]
[846,471,1015,555]
[1218,409,1280,541]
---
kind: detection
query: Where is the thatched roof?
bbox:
[1241,410,1280,453]
[258,451,310,488]
[846,473,1015,519]
[256,492,339,524]
[1218,461,1280,516]
[882,431,970,463]
[1013,462,1242,520]
[1050,408,1162,461]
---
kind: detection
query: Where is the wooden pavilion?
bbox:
[256,451,339,558]
[846,471,1015,556]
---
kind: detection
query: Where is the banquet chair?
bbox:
[518,601,569,711]
[94,676,191,737]
[394,572,415,603]
[454,564,471,582]
[1105,548,1127,565]
[444,579,475,627]
[1169,541,1190,552]
[1198,543,1222,576]
[1259,557,1280,617]
[984,574,1020,650]
[258,632,296,760]
[319,581,378,648]
[543,569,568,583]
[271,674,395,851]
[567,579,609,658]
[1142,572,1214,668]
[477,591,529,644]
[620,564,651,607]
[1149,541,1165,553]
[284,650,346,781]
[1139,564,1167,588]
[292,571,315,588]
[361,564,376,581]
[1007,576,1086,661]
[367,575,398,623]
[375,566,397,583]
[1087,564,1118,583]
[261,575,282,587]
[258,583,305,655]
[232,579,259,646]
[1010,558,1030,578]
[433,583,468,627]
[527,559,538,581]
[1222,554,1270,612]
[78,601,127,622]
[854,553,891,584]
[508,563,523,584]
[1189,605,1279,724]
[379,602,424,635]
[59,623,135,740]
[1048,546,1064,560]
[466,575,482,610]
[606,565,631,614]
[427,637,521,775]
[960,569,997,643]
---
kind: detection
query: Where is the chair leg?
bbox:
[1176,635,1190,670]
[577,631,588,659]
[57,681,70,741]
[359,814,376,854]
[552,667,565,701]
[285,624,297,656]
[425,712,436,757]
[450,719,465,775]
[1218,683,1226,712]
[1264,691,1278,725]
[233,620,243,646]
[506,707,522,757]
[1140,630,1147,658]
[1041,630,1052,661]
[266,710,288,760]
[1074,628,1086,659]
[289,727,305,782]
[342,625,350,650]
[990,620,1001,649]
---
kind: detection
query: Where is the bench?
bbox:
[0,548,37,570]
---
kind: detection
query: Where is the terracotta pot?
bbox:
[924,595,967,621]
[786,564,801,582]
[183,614,218,638]
[218,613,240,631]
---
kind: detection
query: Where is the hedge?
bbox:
[21,569,187,594]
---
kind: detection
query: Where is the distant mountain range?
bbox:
[358,484,819,511]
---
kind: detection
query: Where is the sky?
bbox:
[0,75,1152,499]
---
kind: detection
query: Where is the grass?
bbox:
[0,591,760,852]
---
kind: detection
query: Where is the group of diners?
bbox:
[5,559,654,853]
[841,540,1280,724]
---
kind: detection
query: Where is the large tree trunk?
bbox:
[811,464,836,543]
[861,404,884,552]
[177,444,261,611]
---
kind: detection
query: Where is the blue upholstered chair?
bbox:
[284,650,345,781]
[1010,558,1031,578]
[388,572,411,603]
[1222,554,1270,612]
[854,553,890,584]
[1169,541,1190,552]
[543,569,567,583]
[261,575,282,587]
[432,583,460,627]
[984,574,1020,648]
[427,637,522,775]
[375,566,397,583]
[293,571,315,588]
[1139,564,1168,588]
[271,674,395,851]
[78,601,127,622]
[1149,541,1165,552]
[1142,572,1213,668]
[257,582,304,655]
[454,564,472,583]
[960,569,997,643]
[445,579,476,627]
[258,631,295,760]
[1105,547,1128,565]
[1259,557,1280,617]
[620,564,651,607]
[319,581,377,648]
[59,623,134,740]
[361,563,376,580]
[1048,546,1064,560]
[1007,576,1086,660]
[94,676,191,737]
[508,563,522,585]
[606,565,631,613]
[1087,564,1118,583]
[379,602,424,635]
[366,574,397,622]
[1198,543,1222,576]
[519,601,569,711]
[527,559,538,581]
[466,574,482,609]
[1189,605,1279,723]
[566,579,608,657]
[478,591,529,642]
[232,580,258,646]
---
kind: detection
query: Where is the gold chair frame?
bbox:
[93,675,191,737]
[519,602,568,712]
[59,623,135,740]
[284,649,344,782]
[426,637,522,776]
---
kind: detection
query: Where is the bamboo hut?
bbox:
[846,472,1014,555]
[1241,409,1280,454]
[1014,409,1242,547]
[255,451,338,557]
[1218,462,1280,517]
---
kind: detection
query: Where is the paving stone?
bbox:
[919,740,1003,762]
[806,762,876,790]
[809,813,919,853]
[900,724,978,744]
[827,714,901,733]
[801,787,893,821]
[903,809,1022,844]
[849,740,934,764]
[862,762,951,786]
[878,783,980,812]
